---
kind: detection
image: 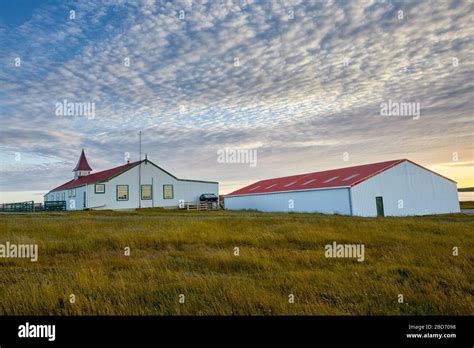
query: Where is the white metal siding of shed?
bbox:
[224,187,351,214]
[351,161,460,216]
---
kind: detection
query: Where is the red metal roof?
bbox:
[226,159,455,196]
[50,161,139,192]
[73,149,93,171]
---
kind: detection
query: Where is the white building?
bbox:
[44,149,218,210]
[224,159,460,217]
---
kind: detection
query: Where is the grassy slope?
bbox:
[460,201,474,209]
[0,209,472,315]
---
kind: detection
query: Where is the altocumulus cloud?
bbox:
[0,0,473,195]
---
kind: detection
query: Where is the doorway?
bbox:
[376,196,384,217]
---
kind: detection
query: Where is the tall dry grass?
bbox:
[0,209,472,315]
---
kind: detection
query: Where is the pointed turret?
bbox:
[73,149,92,179]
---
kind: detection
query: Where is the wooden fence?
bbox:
[44,201,67,211]
[183,202,219,211]
[0,201,38,212]
[0,201,65,212]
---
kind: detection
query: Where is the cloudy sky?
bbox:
[0,0,473,202]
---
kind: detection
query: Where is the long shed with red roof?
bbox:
[224,159,460,216]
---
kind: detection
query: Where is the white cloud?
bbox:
[0,0,473,195]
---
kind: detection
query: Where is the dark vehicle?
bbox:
[199,193,218,202]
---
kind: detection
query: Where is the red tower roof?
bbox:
[73,149,92,172]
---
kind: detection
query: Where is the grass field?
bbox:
[0,209,472,315]
[460,201,474,209]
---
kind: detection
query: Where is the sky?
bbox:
[0,0,473,203]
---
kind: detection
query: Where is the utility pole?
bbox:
[138,131,142,209]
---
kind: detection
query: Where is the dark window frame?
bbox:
[163,184,174,199]
[95,183,106,194]
[141,184,152,200]
[116,185,129,201]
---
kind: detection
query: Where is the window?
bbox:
[163,185,173,199]
[68,188,76,197]
[342,173,360,181]
[141,185,152,200]
[95,184,105,194]
[323,176,339,183]
[302,178,317,185]
[116,185,129,201]
[61,192,65,200]
[284,181,297,187]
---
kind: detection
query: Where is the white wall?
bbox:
[45,186,87,211]
[224,187,352,214]
[351,161,460,216]
[87,161,218,210]
[70,186,87,210]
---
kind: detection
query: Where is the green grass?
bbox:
[460,201,474,209]
[0,209,472,315]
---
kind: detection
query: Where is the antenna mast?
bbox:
[139,130,142,161]
[138,131,142,208]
